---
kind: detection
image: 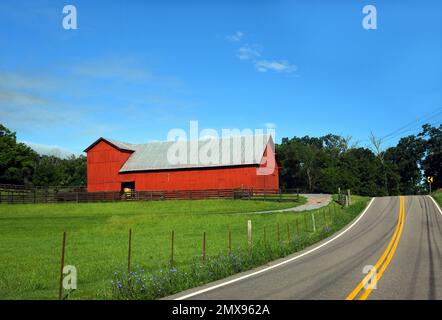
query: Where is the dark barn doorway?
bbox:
[121,181,135,193]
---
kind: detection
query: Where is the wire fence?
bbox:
[56,200,344,299]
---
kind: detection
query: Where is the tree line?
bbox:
[0,123,440,195]
[277,124,441,196]
[0,124,86,187]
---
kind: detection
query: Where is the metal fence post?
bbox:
[128,229,132,273]
[247,220,252,248]
[202,232,206,261]
[228,226,232,254]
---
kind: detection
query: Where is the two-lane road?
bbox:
[170,196,442,300]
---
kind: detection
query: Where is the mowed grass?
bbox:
[0,198,312,300]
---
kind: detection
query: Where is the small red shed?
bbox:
[84,134,279,192]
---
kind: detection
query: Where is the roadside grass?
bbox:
[110,195,369,300]
[432,189,442,207]
[0,198,307,299]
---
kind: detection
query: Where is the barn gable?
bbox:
[84,137,135,153]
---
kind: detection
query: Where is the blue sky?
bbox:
[0,0,441,156]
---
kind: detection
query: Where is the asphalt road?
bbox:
[169,196,442,300]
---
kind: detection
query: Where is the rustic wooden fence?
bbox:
[0,184,299,204]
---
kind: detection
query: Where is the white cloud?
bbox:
[228,34,297,74]
[0,56,189,132]
[226,31,244,42]
[237,45,261,60]
[71,58,151,82]
[0,72,59,92]
[0,90,47,106]
[255,60,297,73]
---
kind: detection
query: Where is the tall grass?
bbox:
[432,190,442,207]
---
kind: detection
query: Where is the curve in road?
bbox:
[169,195,442,300]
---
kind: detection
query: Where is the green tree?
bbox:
[384,135,426,195]
[419,124,442,190]
[0,124,87,187]
[0,125,38,185]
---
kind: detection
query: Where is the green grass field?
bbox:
[432,190,442,207]
[0,196,369,300]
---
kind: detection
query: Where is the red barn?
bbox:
[84,134,279,193]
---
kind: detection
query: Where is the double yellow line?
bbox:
[346,196,406,300]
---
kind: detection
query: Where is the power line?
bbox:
[382,120,442,143]
[380,107,442,142]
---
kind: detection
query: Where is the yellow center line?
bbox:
[345,196,405,300]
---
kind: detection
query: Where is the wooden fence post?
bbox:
[170,230,175,266]
[128,229,132,273]
[338,187,341,204]
[58,231,67,300]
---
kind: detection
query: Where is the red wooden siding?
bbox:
[87,140,133,192]
[86,140,279,192]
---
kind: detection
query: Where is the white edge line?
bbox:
[174,197,376,300]
[427,195,442,216]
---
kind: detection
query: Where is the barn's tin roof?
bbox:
[93,134,273,172]
[105,139,136,151]
[83,137,136,152]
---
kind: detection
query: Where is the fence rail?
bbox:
[0,184,300,204]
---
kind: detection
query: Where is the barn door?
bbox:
[121,181,135,193]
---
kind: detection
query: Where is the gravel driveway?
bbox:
[241,193,332,215]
